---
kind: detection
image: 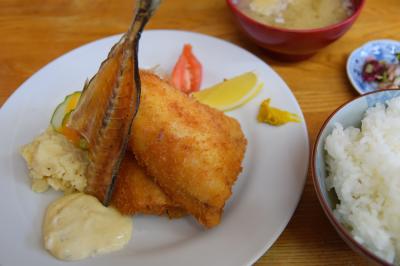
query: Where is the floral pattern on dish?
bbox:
[346,39,400,95]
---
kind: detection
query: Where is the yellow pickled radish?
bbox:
[192,72,263,111]
[257,98,301,126]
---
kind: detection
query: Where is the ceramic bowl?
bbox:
[226,0,365,61]
[312,89,400,266]
[347,39,400,94]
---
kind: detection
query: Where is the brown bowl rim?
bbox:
[226,0,366,34]
[310,89,400,266]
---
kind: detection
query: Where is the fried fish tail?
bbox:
[66,1,160,205]
[130,71,247,228]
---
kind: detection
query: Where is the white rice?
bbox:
[325,96,400,264]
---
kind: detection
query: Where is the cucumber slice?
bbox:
[51,91,81,132]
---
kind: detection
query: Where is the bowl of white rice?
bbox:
[312,89,400,265]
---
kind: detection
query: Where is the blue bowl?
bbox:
[347,39,400,94]
[312,89,400,265]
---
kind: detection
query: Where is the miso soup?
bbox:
[238,0,354,30]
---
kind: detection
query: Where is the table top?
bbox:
[1,0,399,265]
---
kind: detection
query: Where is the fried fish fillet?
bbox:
[130,71,247,228]
[111,151,184,217]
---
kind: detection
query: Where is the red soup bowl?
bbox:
[226,0,366,60]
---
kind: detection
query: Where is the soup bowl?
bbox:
[226,0,366,60]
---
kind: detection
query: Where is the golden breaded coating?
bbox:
[130,71,247,228]
[111,152,184,217]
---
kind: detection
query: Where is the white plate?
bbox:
[0,30,309,266]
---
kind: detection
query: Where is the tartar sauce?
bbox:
[43,193,132,261]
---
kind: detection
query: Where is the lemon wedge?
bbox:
[192,72,263,111]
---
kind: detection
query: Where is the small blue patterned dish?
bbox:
[312,89,400,266]
[347,39,400,94]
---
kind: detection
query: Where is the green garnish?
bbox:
[365,63,374,74]
[376,72,389,82]
[382,72,389,82]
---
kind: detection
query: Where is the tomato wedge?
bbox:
[171,44,202,94]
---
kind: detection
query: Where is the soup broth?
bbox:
[238,0,354,30]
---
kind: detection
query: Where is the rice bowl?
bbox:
[325,96,400,264]
[312,89,400,266]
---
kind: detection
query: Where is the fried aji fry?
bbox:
[111,152,185,218]
[129,71,247,228]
